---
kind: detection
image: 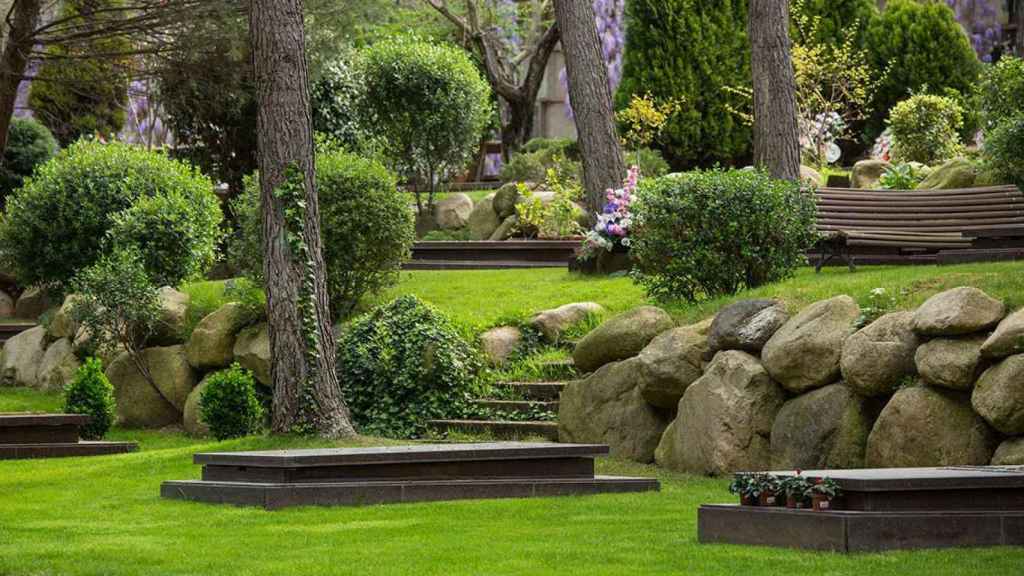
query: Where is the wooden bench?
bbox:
[814,185,1024,271]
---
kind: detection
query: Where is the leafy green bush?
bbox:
[978,56,1024,129]
[311,49,372,151]
[63,357,116,440]
[0,140,221,288]
[863,0,980,140]
[337,295,482,438]
[791,0,877,48]
[199,363,264,440]
[230,148,414,318]
[631,170,818,302]
[500,141,582,184]
[358,38,491,209]
[879,163,925,190]
[982,115,1024,188]
[0,118,58,202]
[888,94,964,164]
[616,0,751,168]
[629,147,671,178]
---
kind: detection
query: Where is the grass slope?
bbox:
[0,389,1022,575]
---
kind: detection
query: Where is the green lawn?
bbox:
[2,387,1023,575]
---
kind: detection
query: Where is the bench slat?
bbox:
[818,210,1024,222]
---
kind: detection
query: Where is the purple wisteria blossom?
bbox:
[946,0,1002,62]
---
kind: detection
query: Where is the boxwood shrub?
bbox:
[63,357,116,440]
[888,94,964,165]
[199,363,264,440]
[978,56,1024,129]
[982,115,1024,189]
[0,117,58,202]
[337,295,482,438]
[631,169,818,302]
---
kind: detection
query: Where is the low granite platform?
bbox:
[699,465,1024,552]
[0,414,137,460]
[162,442,660,509]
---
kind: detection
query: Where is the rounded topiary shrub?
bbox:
[311,50,370,151]
[887,94,964,165]
[0,140,222,288]
[0,117,58,202]
[982,115,1024,189]
[337,295,482,438]
[978,56,1024,129]
[631,170,818,302]
[231,147,414,317]
[63,357,116,440]
[199,363,264,441]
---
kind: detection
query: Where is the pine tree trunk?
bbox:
[249,0,356,438]
[500,96,536,160]
[749,0,801,182]
[553,0,625,216]
[0,0,43,157]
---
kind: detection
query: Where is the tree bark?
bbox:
[553,0,625,216]
[749,0,801,181]
[249,0,355,438]
[0,0,44,157]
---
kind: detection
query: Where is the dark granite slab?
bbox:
[0,414,89,444]
[0,414,90,426]
[772,466,1024,491]
[0,441,138,460]
[161,475,660,510]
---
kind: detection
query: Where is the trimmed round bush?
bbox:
[231,148,414,317]
[0,140,221,288]
[978,56,1024,129]
[199,363,264,440]
[0,117,58,201]
[357,38,491,193]
[631,170,818,302]
[982,115,1024,189]
[888,94,964,164]
[337,295,482,438]
[63,357,116,440]
[864,0,980,139]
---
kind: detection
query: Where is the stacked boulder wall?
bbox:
[655,351,785,475]
[185,303,250,369]
[706,299,788,355]
[851,159,892,189]
[761,295,860,394]
[981,308,1024,359]
[770,384,881,470]
[636,319,713,409]
[992,437,1024,465]
[865,385,998,468]
[572,306,673,373]
[106,345,197,428]
[183,374,212,437]
[47,294,82,339]
[432,193,474,230]
[972,354,1024,435]
[233,323,271,385]
[0,325,47,387]
[558,357,670,463]
[467,193,501,240]
[14,286,51,319]
[911,287,1005,337]
[492,183,521,219]
[916,157,977,190]
[531,302,603,343]
[841,312,919,397]
[150,287,191,345]
[914,335,987,390]
[37,338,81,392]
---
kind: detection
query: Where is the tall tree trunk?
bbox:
[0,0,43,157]
[552,0,624,216]
[749,0,801,181]
[1017,0,1024,57]
[249,0,355,438]
[500,95,536,161]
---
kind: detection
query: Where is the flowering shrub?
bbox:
[513,170,583,239]
[888,94,964,164]
[870,128,894,161]
[580,165,638,259]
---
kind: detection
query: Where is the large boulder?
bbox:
[865,385,998,468]
[558,357,670,463]
[0,289,13,317]
[151,287,190,345]
[851,159,892,189]
[0,325,46,387]
[707,299,788,354]
[233,323,270,386]
[488,215,518,241]
[992,437,1024,465]
[916,157,977,190]
[655,351,785,475]
[914,335,986,390]
[479,326,523,366]
[841,312,920,397]
[770,384,880,470]
[492,182,522,219]
[572,306,674,373]
[467,193,501,240]
[14,286,51,319]
[531,302,603,343]
[912,287,1005,337]
[106,345,197,427]
[185,303,249,369]
[972,354,1024,435]
[800,165,823,187]
[981,308,1024,359]
[182,374,212,437]
[432,193,474,230]
[636,319,712,409]
[762,295,860,393]
[48,294,82,339]
[37,338,80,392]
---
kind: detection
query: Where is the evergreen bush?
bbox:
[631,170,818,302]
[311,50,371,151]
[982,115,1024,189]
[199,363,264,440]
[337,295,482,438]
[63,357,116,440]
[0,118,58,202]
[888,94,964,164]
[977,56,1024,129]
[791,0,877,48]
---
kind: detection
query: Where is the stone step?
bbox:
[471,399,559,415]
[428,419,559,441]
[494,381,568,401]
[403,259,566,270]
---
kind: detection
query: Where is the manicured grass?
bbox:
[0,386,63,413]
[1,387,1022,574]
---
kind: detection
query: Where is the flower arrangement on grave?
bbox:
[809,477,842,511]
[779,470,813,509]
[579,165,638,260]
[728,473,760,506]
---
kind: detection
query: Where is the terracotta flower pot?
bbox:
[740,494,758,506]
[812,493,835,511]
[759,490,780,507]
[786,494,809,509]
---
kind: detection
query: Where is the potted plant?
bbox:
[780,471,812,509]
[728,473,759,506]
[810,477,842,511]
[755,473,782,506]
